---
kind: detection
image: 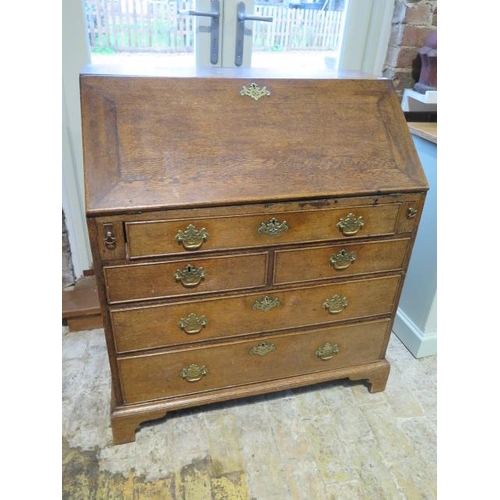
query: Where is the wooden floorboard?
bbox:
[62,276,103,331]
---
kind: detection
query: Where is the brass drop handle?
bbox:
[104,230,116,249]
[178,313,207,335]
[323,295,348,314]
[174,264,205,287]
[407,207,418,219]
[336,213,364,236]
[329,249,356,270]
[315,342,340,360]
[181,364,208,383]
[175,224,209,250]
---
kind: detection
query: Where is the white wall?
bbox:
[393,134,437,358]
[62,0,93,279]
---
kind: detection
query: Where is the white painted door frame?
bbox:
[339,0,394,76]
[62,0,92,279]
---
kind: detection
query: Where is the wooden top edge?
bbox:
[408,122,437,144]
[79,64,385,81]
[85,189,428,217]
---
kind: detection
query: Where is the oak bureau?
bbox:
[80,66,428,444]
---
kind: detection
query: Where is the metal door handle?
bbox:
[179,0,220,65]
[235,2,273,66]
[237,7,273,23]
[179,9,219,19]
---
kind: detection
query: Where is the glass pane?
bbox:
[251,0,348,71]
[84,0,348,70]
[85,0,196,67]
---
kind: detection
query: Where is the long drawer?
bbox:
[274,238,410,285]
[104,252,268,304]
[118,319,391,404]
[125,204,400,259]
[110,274,401,353]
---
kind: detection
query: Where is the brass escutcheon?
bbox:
[175,224,209,250]
[323,294,348,314]
[174,264,205,287]
[329,249,356,270]
[337,213,364,236]
[178,313,207,335]
[252,295,281,312]
[258,217,289,237]
[249,341,276,356]
[315,342,340,360]
[240,82,271,100]
[407,207,418,219]
[104,230,116,249]
[181,364,208,382]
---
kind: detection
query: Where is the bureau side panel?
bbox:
[86,217,125,405]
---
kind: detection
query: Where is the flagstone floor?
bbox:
[62,326,436,499]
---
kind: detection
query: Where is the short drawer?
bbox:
[274,238,410,285]
[110,274,400,352]
[104,252,268,304]
[118,318,391,404]
[125,204,400,259]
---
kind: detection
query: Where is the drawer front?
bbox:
[125,204,400,259]
[118,319,391,404]
[104,252,268,304]
[110,275,400,352]
[274,238,410,285]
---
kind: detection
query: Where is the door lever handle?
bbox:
[235,2,273,67]
[179,0,220,65]
[179,9,219,19]
[237,10,273,23]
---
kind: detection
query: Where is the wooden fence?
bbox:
[253,6,343,51]
[85,0,344,52]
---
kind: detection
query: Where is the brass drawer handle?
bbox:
[407,207,418,219]
[258,217,289,237]
[315,342,340,360]
[323,295,348,314]
[249,341,276,356]
[181,364,208,382]
[329,249,356,270]
[336,213,364,236]
[252,295,281,312]
[104,230,116,249]
[178,313,207,335]
[175,224,209,250]
[174,264,205,287]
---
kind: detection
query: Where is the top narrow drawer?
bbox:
[126,204,400,259]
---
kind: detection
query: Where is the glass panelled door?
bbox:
[86,1,348,71]
[183,0,272,67]
[250,0,347,71]
[183,0,347,70]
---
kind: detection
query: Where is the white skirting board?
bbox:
[393,308,437,359]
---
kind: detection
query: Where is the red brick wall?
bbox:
[384,0,437,97]
[62,211,76,289]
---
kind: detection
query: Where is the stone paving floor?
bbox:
[62,326,436,499]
